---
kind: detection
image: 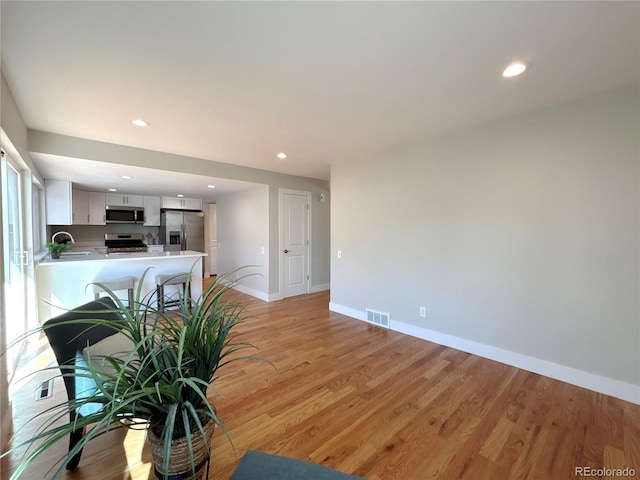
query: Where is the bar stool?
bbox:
[155,272,191,312]
[91,276,136,308]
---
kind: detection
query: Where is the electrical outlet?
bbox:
[419,306,427,318]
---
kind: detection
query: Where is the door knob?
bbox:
[284,249,291,253]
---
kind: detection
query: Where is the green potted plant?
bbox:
[46,241,70,259]
[3,268,263,479]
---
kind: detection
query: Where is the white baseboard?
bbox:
[310,283,330,294]
[268,292,284,302]
[329,303,640,405]
[218,278,281,302]
[330,302,367,321]
[231,284,270,302]
[263,283,329,302]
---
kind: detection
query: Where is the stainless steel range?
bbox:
[104,233,147,253]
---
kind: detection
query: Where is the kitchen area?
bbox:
[45,181,207,255]
[38,181,215,321]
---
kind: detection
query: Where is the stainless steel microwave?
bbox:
[105,206,145,224]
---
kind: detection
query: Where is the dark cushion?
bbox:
[230,450,366,480]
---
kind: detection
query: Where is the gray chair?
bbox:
[43,297,124,470]
[91,276,136,308]
[155,272,191,311]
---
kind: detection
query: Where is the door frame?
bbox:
[1,146,38,358]
[278,188,312,299]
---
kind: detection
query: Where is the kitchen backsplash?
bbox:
[47,224,161,245]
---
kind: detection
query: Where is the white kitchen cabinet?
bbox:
[143,196,161,226]
[71,189,90,224]
[106,193,144,207]
[161,196,202,210]
[89,191,106,225]
[160,196,182,209]
[181,197,202,210]
[71,189,106,225]
[45,180,72,225]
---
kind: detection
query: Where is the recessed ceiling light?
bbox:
[108,188,117,192]
[177,194,184,198]
[207,185,216,189]
[131,119,150,127]
[276,152,287,159]
[120,175,133,179]
[502,61,531,78]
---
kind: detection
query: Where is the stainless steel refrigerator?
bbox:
[160,210,205,253]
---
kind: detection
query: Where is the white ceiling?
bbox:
[1,1,638,193]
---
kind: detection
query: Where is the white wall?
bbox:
[310,189,331,291]
[217,185,270,298]
[330,85,639,402]
[204,202,217,277]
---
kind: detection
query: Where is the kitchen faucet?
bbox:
[51,231,75,244]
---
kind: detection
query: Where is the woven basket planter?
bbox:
[148,420,216,480]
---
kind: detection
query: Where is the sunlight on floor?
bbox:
[5,333,156,479]
[10,336,55,394]
[122,428,152,479]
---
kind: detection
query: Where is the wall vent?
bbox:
[365,309,390,329]
[36,378,54,400]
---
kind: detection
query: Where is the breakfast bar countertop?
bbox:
[35,249,207,323]
[38,249,207,265]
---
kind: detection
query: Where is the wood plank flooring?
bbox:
[2,285,639,479]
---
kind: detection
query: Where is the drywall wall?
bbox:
[216,184,270,297]
[330,85,639,400]
[28,131,330,295]
[309,190,331,291]
[1,75,43,185]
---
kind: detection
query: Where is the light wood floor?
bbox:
[2,285,639,479]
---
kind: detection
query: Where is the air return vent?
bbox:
[36,378,54,400]
[365,308,390,329]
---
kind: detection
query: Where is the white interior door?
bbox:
[281,190,310,298]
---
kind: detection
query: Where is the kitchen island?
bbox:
[36,250,207,322]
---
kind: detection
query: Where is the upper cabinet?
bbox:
[88,192,106,225]
[45,184,201,225]
[71,189,106,225]
[106,193,144,207]
[45,182,106,225]
[182,197,202,210]
[143,196,161,226]
[71,189,89,224]
[45,180,72,225]
[161,196,202,211]
[160,197,181,209]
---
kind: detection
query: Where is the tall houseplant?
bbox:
[3,268,262,479]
